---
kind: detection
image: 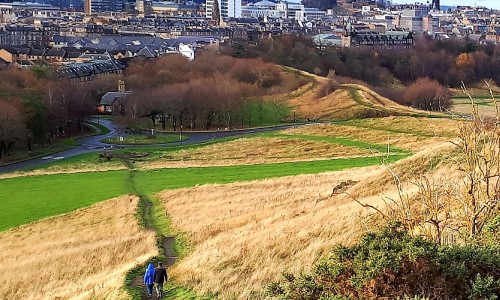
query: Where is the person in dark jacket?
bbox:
[143,263,155,296]
[154,262,168,298]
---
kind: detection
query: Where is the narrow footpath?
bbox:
[120,156,177,299]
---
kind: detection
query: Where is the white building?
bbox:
[178,43,195,61]
[295,8,326,21]
[241,0,283,19]
[206,0,242,19]
[241,1,325,21]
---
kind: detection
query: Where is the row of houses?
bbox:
[0,33,203,65]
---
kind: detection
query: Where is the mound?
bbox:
[0,196,157,299]
[156,137,457,298]
[273,72,444,120]
[139,136,373,169]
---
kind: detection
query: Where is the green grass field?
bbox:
[0,170,129,231]
[134,155,407,194]
[0,153,407,232]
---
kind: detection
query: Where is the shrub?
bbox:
[315,79,339,98]
[403,77,451,111]
[268,225,500,300]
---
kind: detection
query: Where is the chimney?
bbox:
[118,80,125,93]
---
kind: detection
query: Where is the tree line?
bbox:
[0,54,288,159]
[0,66,119,159]
[123,53,285,131]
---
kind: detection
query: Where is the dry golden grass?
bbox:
[344,116,460,137]
[159,167,385,299]
[452,102,499,118]
[0,195,157,300]
[139,137,372,169]
[156,136,458,299]
[0,164,127,179]
[282,122,448,152]
[287,87,358,120]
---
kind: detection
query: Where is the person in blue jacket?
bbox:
[143,263,155,297]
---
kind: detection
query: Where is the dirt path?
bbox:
[129,198,178,299]
[130,234,178,299]
[121,155,178,299]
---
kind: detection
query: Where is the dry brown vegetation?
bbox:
[159,167,383,299]
[283,118,458,152]
[273,71,443,120]
[139,136,373,169]
[157,138,456,299]
[0,195,157,300]
[0,164,127,179]
[341,116,460,137]
[452,98,500,118]
[146,114,469,298]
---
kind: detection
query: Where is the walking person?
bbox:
[144,263,155,297]
[154,262,168,298]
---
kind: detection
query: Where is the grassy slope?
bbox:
[0,154,407,232]
[0,196,157,299]
[135,155,406,195]
[0,170,129,231]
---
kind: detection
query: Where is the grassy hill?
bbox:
[0,71,480,299]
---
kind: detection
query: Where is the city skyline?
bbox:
[391,0,500,10]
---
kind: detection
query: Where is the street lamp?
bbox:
[180,124,183,146]
[27,133,32,156]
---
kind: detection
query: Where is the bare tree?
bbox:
[0,101,26,159]
[356,84,500,245]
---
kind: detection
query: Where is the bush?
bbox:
[403,77,451,111]
[268,225,500,300]
[230,59,281,88]
[315,79,339,98]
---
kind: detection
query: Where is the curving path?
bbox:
[0,118,301,174]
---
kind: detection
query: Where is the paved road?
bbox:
[0,118,301,174]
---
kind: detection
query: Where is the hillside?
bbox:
[0,196,156,299]
[269,71,442,121]
[0,70,491,299]
[157,127,458,298]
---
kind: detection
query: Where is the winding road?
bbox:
[0,118,300,174]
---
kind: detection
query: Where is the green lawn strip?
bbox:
[266,132,408,154]
[0,170,129,231]
[452,98,495,106]
[102,134,189,145]
[134,155,407,195]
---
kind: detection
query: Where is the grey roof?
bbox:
[100,91,131,105]
[29,49,45,56]
[135,47,155,58]
[58,59,125,79]
[46,49,65,57]
[468,33,483,42]
[56,35,213,57]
